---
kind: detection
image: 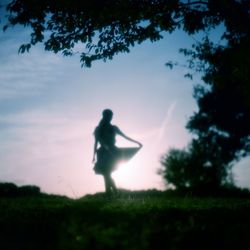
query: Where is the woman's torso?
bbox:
[94,124,118,148]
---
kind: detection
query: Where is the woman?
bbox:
[93,109,142,194]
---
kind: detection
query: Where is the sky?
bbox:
[0,5,249,198]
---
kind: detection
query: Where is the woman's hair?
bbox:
[94,109,113,138]
[102,109,113,119]
[101,109,113,123]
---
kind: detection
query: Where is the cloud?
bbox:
[133,101,178,149]
[0,28,64,100]
[0,51,63,100]
[0,109,93,145]
[123,102,177,143]
[156,101,177,143]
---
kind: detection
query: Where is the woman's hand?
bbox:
[116,127,143,147]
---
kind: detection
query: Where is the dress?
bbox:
[94,146,140,175]
[93,124,140,175]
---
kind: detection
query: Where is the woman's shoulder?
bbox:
[94,124,119,135]
[112,125,121,133]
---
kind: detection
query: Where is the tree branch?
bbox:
[180,1,209,6]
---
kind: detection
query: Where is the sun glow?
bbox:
[112,159,139,188]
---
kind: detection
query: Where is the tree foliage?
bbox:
[161,3,250,189]
[191,39,249,132]
[160,139,234,190]
[185,25,250,160]
[4,0,249,67]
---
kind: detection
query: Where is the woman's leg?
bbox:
[109,174,117,192]
[103,174,112,194]
[103,173,117,193]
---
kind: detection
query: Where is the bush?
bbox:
[159,141,235,192]
[0,183,41,197]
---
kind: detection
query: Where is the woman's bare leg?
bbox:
[109,175,117,192]
[103,174,111,194]
[103,173,117,194]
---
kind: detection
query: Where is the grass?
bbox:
[1,189,250,250]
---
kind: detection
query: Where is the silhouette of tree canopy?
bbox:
[186,37,250,156]
[3,0,249,67]
[161,34,250,190]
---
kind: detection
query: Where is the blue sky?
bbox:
[0,6,249,197]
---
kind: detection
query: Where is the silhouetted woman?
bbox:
[93,109,142,195]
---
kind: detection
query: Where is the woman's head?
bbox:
[102,109,113,123]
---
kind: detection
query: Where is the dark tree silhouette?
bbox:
[161,35,250,190]
[160,139,234,191]
[3,0,249,66]
[0,182,41,197]
[186,37,250,158]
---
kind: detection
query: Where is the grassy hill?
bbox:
[1,185,250,249]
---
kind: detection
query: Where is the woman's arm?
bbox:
[92,138,98,163]
[116,127,142,147]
